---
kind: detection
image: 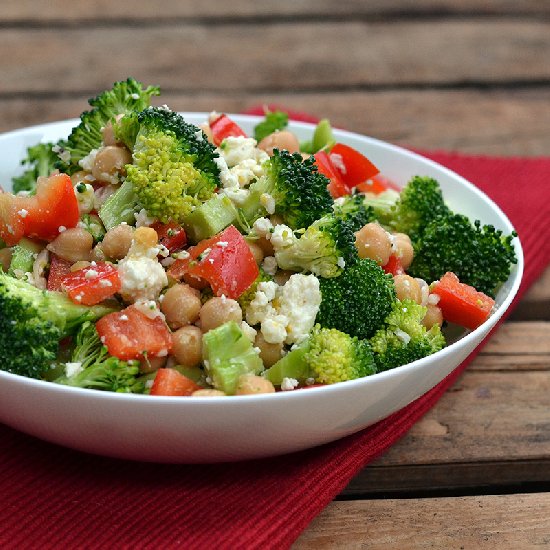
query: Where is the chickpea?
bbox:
[256,236,274,257]
[254,332,283,368]
[0,248,13,271]
[92,146,132,182]
[258,131,300,156]
[199,297,242,333]
[172,325,203,368]
[198,122,214,144]
[102,224,135,259]
[393,232,414,270]
[247,241,264,265]
[393,274,422,304]
[161,283,202,329]
[235,374,275,395]
[90,242,107,262]
[422,304,443,329]
[70,170,91,186]
[139,355,167,374]
[134,226,158,248]
[355,223,392,265]
[47,228,93,263]
[101,122,118,146]
[192,389,226,397]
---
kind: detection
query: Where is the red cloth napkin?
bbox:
[1,118,549,549]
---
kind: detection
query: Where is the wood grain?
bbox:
[294,494,550,548]
[2,21,550,95]
[1,1,548,22]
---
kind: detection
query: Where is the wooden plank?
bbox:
[294,494,550,549]
[1,1,548,22]
[2,21,550,95]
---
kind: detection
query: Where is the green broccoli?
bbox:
[109,106,220,224]
[54,322,142,392]
[317,258,396,339]
[240,149,333,230]
[253,110,289,142]
[388,176,450,243]
[263,326,375,386]
[202,321,263,395]
[361,189,400,228]
[274,197,371,278]
[56,78,160,174]
[408,213,517,296]
[370,299,445,372]
[12,142,58,194]
[0,271,118,379]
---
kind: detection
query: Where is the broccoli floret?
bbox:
[305,325,376,384]
[202,321,264,395]
[274,201,367,278]
[0,272,118,379]
[389,176,450,243]
[12,142,58,194]
[361,189,401,228]
[253,110,289,142]
[240,149,333,230]
[370,299,445,372]
[409,213,518,296]
[54,322,142,392]
[317,258,396,339]
[113,107,220,224]
[57,78,160,173]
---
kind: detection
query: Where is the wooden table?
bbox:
[2,2,549,547]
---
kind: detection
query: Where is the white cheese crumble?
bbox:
[134,299,164,320]
[58,226,67,233]
[270,224,296,250]
[260,193,276,215]
[241,321,258,342]
[134,208,156,228]
[262,256,278,276]
[281,377,299,391]
[65,362,84,378]
[427,293,441,305]
[17,209,28,218]
[253,217,273,238]
[394,328,411,344]
[74,182,96,214]
[79,148,98,172]
[84,269,99,280]
[53,144,71,164]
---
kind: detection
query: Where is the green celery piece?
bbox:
[182,194,238,244]
[263,343,311,386]
[8,238,43,278]
[312,119,336,152]
[202,321,263,395]
[99,179,139,230]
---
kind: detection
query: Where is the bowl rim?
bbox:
[0,114,524,405]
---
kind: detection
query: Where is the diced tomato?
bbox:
[329,143,379,188]
[96,306,173,361]
[313,151,350,198]
[151,221,187,253]
[356,174,401,195]
[431,272,495,330]
[210,114,247,146]
[383,254,404,276]
[19,173,80,241]
[47,254,72,291]
[61,262,121,305]
[168,225,259,299]
[150,368,202,396]
[0,192,26,246]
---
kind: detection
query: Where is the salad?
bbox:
[0,79,518,397]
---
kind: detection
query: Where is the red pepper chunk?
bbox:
[150,369,202,396]
[61,262,121,306]
[329,143,379,188]
[47,254,72,291]
[210,114,247,146]
[383,254,404,276]
[151,221,187,253]
[356,174,401,195]
[96,306,173,361]
[168,225,259,299]
[313,151,350,198]
[431,272,495,330]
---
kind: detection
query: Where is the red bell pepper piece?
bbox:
[356,174,401,195]
[383,254,405,276]
[210,114,247,146]
[61,262,121,306]
[96,306,173,361]
[329,143,379,188]
[168,225,259,299]
[47,254,72,291]
[150,368,202,396]
[431,272,495,330]
[314,151,350,198]
[151,221,187,253]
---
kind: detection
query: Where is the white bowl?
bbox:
[0,114,523,463]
